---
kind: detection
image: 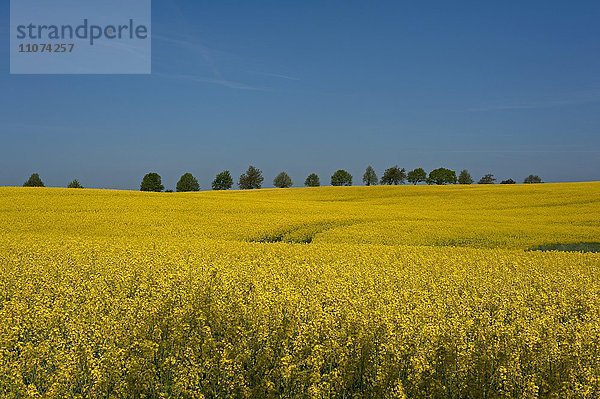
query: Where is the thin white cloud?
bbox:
[153,35,273,90]
[154,72,269,91]
[153,34,225,81]
[251,71,300,81]
[154,34,297,89]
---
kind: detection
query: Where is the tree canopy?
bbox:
[478,174,496,184]
[67,179,84,189]
[239,166,264,189]
[331,170,352,186]
[304,173,320,187]
[362,166,378,186]
[427,168,457,185]
[212,170,233,190]
[381,166,406,185]
[140,173,164,192]
[273,172,293,188]
[524,175,543,184]
[458,170,474,185]
[176,173,200,192]
[407,168,427,185]
[23,173,45,187]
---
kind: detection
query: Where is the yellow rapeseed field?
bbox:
[0,183,598,398]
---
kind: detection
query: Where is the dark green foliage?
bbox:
[407,168,427,185]
[331,170,352,186]
[212,170,233,190]
[273,172,293,188]
[381,166,406,185]
[427,168,457,185]
[458,170,474,185]
[500,179,516,184]
[362,166,378,186]
[304,173,320,187]
[524,175,543,184]
[176,173,200,192]
[239,166,264,189]
[23,173,45,187]
[529,242,600,253]
[140,172,164,192]
[478,174,496,184]
[67,179,84,189]
[165,190,174,193]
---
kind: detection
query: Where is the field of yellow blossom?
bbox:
[0,182,598,398]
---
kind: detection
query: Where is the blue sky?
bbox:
[1,1,599,189]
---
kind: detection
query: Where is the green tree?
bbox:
[331,170,352,186]
[524,175,543,184]
[273,172,293,188]
[304,173,320,187]
[407,168,427,184]
[239,166,264,189]
[362,166,378,186]
[140,172,164,192]
[458,169,474,184]
[67,179,84,188]
[478,174,496,184]
[500,179,516,184]
[23,173,45,187]
[212,170,233,190]
[176,172,200,192]
[381,166,406,185]
[427,168,457,185]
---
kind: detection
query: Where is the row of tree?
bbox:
[361,167,542,186]
[21,168,543,191]
[23,174,85,188]
[141,167,542,192]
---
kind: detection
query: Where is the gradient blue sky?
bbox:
[1,1,599,189]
